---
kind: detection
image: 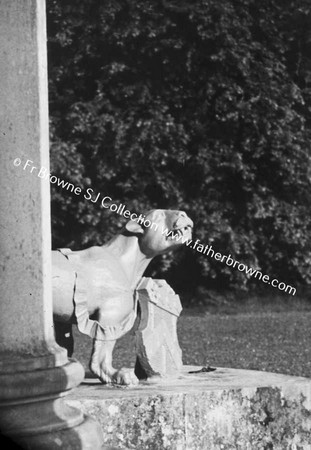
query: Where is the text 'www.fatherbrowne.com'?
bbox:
[14,157,296,296]
[162,228,296,296]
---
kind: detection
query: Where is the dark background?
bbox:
[46,0,311,302]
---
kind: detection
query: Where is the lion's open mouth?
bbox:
[163,213,194,242]
[176,226,192,237]
[166,224,193,241]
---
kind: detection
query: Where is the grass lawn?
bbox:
[72,293,311,379]
[178,310,311,377]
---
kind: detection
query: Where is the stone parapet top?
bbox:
[66,367,311,450]
[68,366,311,401]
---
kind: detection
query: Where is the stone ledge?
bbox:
[66,366,311,449]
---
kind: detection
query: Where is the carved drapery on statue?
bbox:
[54,248,137,341]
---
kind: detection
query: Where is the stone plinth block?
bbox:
[135,278,183,378]
[66,366,311,450]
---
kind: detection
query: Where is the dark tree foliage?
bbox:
[47,0,311,295]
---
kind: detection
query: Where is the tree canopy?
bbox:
[47,0,311,296]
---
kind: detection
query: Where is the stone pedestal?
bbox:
[67,367,311,450]
[0,1,103,448]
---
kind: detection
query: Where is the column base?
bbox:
[0,357,104,449]
[2,415,104,450]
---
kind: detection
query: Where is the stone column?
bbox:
[0,1,103,448]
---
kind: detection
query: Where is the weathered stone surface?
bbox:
[0,0,62,362]
[135,278,183,378]
[66,366,311,449]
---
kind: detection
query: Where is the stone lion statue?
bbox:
[52,209,193,386]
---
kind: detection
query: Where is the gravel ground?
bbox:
[72,309,311,379]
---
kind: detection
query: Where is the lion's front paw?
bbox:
[112,368,139,386]
[90,362,113,384]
